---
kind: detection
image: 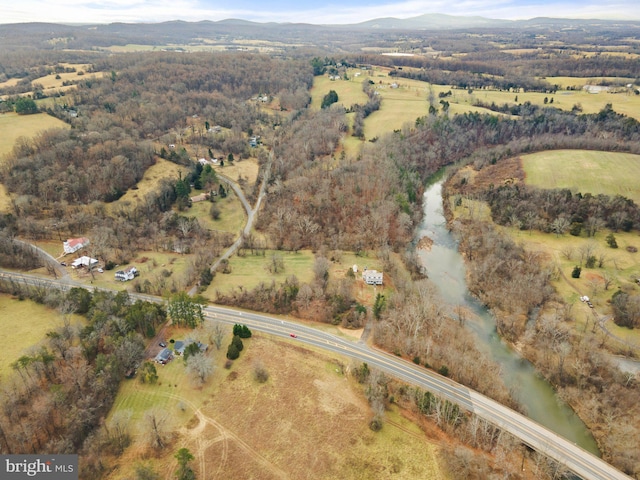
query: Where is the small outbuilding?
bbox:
[71,256,98,269]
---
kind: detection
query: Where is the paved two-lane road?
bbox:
[0,269,631,480]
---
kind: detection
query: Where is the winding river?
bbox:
[416,181,600,455]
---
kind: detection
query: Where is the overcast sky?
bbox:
[1,0,639,25]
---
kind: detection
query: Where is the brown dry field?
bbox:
[108,334,449,480]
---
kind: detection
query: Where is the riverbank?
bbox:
[439,177,640,475]
[418,180,601,454]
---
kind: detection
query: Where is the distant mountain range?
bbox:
[351,13,639,29]
[1,14,638,52]
[3,13,639,31]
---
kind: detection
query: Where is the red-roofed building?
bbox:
[63,237,90,255]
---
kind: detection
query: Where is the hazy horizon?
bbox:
[1,0,639,26]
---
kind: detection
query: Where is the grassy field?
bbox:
[111,158,188,210]
[449,148,640,350]
[310,74,369,110]
[215,157,261,186]
[189,194,246,235]
[109,324,221,425]
[521,150,640,204]
[311,67,640,161]
[107,331,448,480]
[311,67,634,153]
[4,64,106,99]
[202,250,316,298]
[544,76,637,89]
[0,112,70,161]
[0,294,84,379]
[202,248,392,305]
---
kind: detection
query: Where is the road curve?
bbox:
[0,269,632,480]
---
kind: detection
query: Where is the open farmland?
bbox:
[311,68,640,147]
[106,331,448,480]
[0,294,84,378]
[544,76,637,89]
[310,73,369,110]
[521,150,640,204]
[0,112,70,160]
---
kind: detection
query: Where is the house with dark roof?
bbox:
[154,348,173,365]
[174,341,186,356]
[115,266,138,282]
[174,339,208,356]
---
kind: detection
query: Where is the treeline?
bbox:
[443,212,640,477]
[0,282,165,478]
[256,96,640,275]
[257,107,419,253]
[483,184,640,234]
[387,52,640,83]
[351,80,381,138]
[390,66,555,93]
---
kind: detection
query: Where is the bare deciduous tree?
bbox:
[186,353,214,385]
[143,409,170,450]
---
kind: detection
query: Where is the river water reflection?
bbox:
[416,181,600,455]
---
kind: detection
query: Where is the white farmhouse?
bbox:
[363,269,383,285]
[63,237,90,255]
[115,266,138,282]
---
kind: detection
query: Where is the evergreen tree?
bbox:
[321,90,338,109]
[174,448,195,480]
[226,343,239,360]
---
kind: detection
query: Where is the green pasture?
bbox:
[33,239,65,259]
[0,294,84,379]
[310,74,369,110]
[0,112,70,161]
[188,193,246,235]
[520,150,640,204]
[202,249,316,298]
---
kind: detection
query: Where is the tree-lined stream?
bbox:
[416,181,600,455]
